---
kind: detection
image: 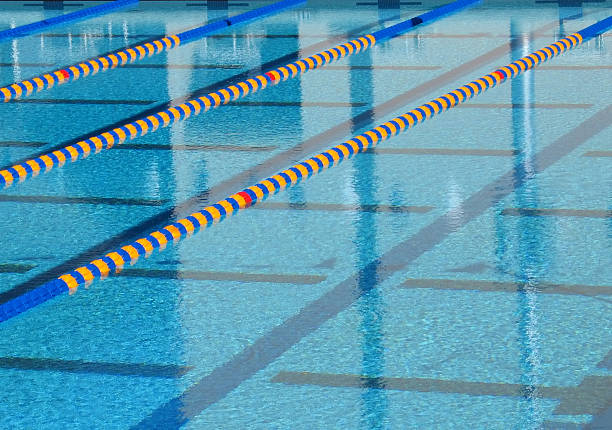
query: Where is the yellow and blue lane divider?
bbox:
[1,16,609,323]
[0,0,480,188]
[0,0,305,102]
[0,0,139,42]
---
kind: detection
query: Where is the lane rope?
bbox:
[0,0,139,42]
[0,0,480,189]
[1,15,609,323]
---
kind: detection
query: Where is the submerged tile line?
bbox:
[368,147,518,156]
[114,143,277,152]
[118,268,326,284]
[270,371,612,416]
[583,150,612,157]
[228,101,368,107]
[252,201,434,213]
[0,62,56,67]
[8,99,155,105]
[538,65,612,70]
[455,103,593,109]
[323,65,442,70]
[0,141,47,148]
[0,195,168,207]
[121,63,244,69]
[399,278,612,296]
[0,356,192,378]
[501,208,611,218]
[0,263,36,274]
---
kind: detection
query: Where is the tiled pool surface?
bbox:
[0,0,610,428]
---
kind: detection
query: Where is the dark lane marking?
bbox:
[323,65,442,70]
[0,62,56,67]
[0,12,406,305]
[368,148,518,156]
[0,356,191,379]
[187,2,250,6]
[115,144,277,152]
[135,106,612,427]
[228,101,367,107]
[118,268,326,285]
[0,263,36,274]
[583,150,612,157]
[122,63,244,70]
[252,202,434,213]
[502,208,611,218]
[9,99,154,105]
[398,32,494,38]
[357,1,422,4]
[270,372,612,416]
[399,278,612,296]
[597,350,612,370]
[0,195,168,207]
[0,141,47,148]
[538,65,612,70]
[456,103,592,109]
[586,406,612,430]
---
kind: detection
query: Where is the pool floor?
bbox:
[0,0,610,428]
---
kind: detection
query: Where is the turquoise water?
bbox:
[0,0,610,428]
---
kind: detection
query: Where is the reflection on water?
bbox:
[349,24,391,426]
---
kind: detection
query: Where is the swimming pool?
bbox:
[0,0,610,428]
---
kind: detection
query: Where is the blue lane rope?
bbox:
[0,0,139,42]
[577,15,612,39]
[371,0,481,41]
[176,0,306,43]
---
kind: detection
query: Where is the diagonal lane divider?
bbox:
[1,15,609,323]
[0,0,305,102]
[0,0,480,189]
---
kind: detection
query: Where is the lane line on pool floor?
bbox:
[270,371,612,418]
[583,150,612,157]
[0,356,191,379]
[0,14,571,307]
[0,0,480,189]
[117,268,326,284]
[0,194,168,206]
[398,278,612,297]
[1,17,609,324]
[0,0,305,102]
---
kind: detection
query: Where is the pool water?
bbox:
[0,0,610,428]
